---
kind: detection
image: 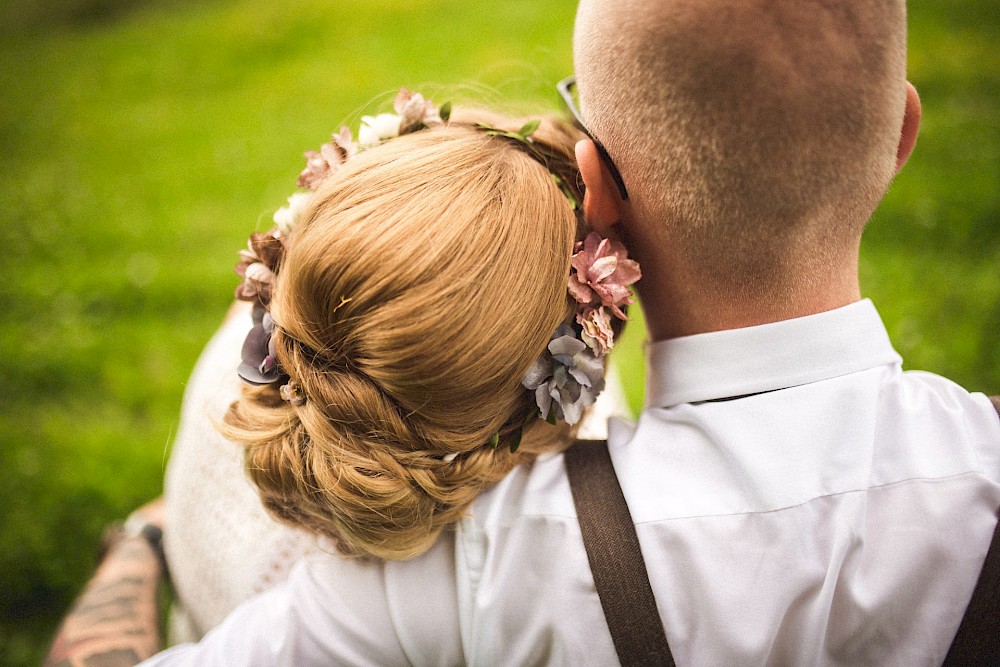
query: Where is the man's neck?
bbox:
[633,244,862,342]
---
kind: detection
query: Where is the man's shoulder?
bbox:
[890,368,999,424]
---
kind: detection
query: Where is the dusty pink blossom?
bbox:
[394,88,441,134]
[327,126,358,162]
[279,381,306,406]
[568,232,641,320]
[296,151,328,190]
[235,230,284,304]
[296,126,357,190]
[578,306,615,356]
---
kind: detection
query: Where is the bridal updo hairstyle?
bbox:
[222,109,590,560]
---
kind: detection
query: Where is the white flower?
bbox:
[272,192,312,236]
[244,262,274,284]
[358,113,402,147]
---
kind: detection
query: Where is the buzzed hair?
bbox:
[575,0,908,289]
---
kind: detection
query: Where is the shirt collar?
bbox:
[644,299,902,408]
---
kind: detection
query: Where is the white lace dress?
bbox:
[163,305,629,641]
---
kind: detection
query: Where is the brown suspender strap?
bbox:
[565,439,676,667]
[942,396,1000,666]
[566,397,999,665]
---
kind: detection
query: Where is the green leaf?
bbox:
[552,174,580,210]
[476,121,535,143]
[508,427,523,453]
[518,119,541,138]
[489,431,500,449]
[439,101,452,122]
[488,129,521,141]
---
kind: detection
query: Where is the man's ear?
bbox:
[576,139,622,235]
[896,81,921,173]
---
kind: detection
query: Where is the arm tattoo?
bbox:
[44,540,164,667]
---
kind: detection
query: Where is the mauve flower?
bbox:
[327,126,358,163]
[522,325,606,425]
[296,126,357,190]
[394,88,441,134]
[358,113,402,147]
[578,306,615,356]
[235,230,284,304]
[279,381,306,406]
[297,151,328,191]
[238,307,282,385]
[568,232,641,320]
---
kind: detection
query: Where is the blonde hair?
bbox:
[574,0,908,291]
[222,111,587,560]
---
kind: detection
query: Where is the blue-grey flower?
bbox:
[521,324,606,425]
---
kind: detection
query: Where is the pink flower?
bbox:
[296,126,357,190]
[568,232,641,320]
[297,151,327,190]
[578,307,615,356]
[235,230,284,304]
[394,88,441,134]
[279,381,306,406]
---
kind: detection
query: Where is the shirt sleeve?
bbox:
[140,552,413,666]
[969,391,1000,485]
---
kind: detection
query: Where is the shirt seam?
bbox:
[631,470,993,526]
[961,392,999,483]
[473,471,997,529]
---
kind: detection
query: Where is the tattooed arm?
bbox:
[45,498,166,667]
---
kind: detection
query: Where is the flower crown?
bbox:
[233,89,640,448]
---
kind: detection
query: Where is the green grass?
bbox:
[0,1,997,664]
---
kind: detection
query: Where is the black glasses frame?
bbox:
[557,76,629,201]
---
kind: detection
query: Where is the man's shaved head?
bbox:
[574,0,908,289]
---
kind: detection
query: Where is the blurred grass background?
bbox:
[0,0,996,664]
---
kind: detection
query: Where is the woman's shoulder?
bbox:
[185,304,254,406]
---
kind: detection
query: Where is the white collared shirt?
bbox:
[146,300,1000,666]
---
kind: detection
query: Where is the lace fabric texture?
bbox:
[164,307,327,639]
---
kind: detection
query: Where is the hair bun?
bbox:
[224,112,586,559]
